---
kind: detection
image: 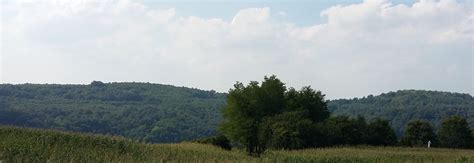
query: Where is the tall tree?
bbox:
[438,116,473,149]
[401,120,436,147]
[263,86,330,150]
[219,75,330,155]
[219,75,286,156]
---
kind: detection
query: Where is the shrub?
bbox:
[192,135,232,150]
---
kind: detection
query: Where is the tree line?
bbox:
[328,89,473,137]
[217,75,474,156]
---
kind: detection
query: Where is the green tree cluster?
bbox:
[323,116,397,147]
[438,116,473,148]
[219,76,283,155]
[219,76,397,155]
[401,116,473,149]
[329,90,474,136]
[401,120,437,147]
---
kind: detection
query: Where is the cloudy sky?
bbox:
[1,0,472,99]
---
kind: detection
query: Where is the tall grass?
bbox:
[266,146,474,163]
[1,126,473,162]
[0,126,149,162]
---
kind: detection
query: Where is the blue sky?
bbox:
[1,0,472,99]
[143,0,419,25]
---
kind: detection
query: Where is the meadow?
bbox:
[1,126,473,162]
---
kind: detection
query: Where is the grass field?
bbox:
[1,126,473,162]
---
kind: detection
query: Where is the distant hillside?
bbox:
[328,90,474,136]
[0,82,226,143]
[1,83,472,142]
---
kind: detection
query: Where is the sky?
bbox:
[0,0,473,99]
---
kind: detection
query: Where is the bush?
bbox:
[192,135,232,150]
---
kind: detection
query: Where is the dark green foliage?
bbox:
[328,90,474,136]
[220,75,330,155]
[285,87,330,123]
[317,116,397,147]
[472,129,474,146]
[323,116,368,146]
[401,120,437,147]
[220,75,287,156]
[263,86,330,150]
[192,135,232,150]
[0,83,226,143]
[366,118,397,146]
[90,81,107,88]
[261,111,313,150]
[438,116,473,149]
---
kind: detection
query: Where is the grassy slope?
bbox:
[1,126,473,162]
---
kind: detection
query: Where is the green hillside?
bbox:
[1,126,473,162]
[1,83,472,143]
[328,90,474,136]
[0,82,226,143]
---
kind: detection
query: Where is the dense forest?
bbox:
[0,82,225,143]
[328,90,474,136]
[0,82,472,143]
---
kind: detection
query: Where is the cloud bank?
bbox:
[1,0,472,99]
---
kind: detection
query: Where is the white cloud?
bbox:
[1,0,472,98]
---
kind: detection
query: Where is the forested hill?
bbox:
[1,83,472,143]
[328,90,474,136]
[0,82,226,143]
